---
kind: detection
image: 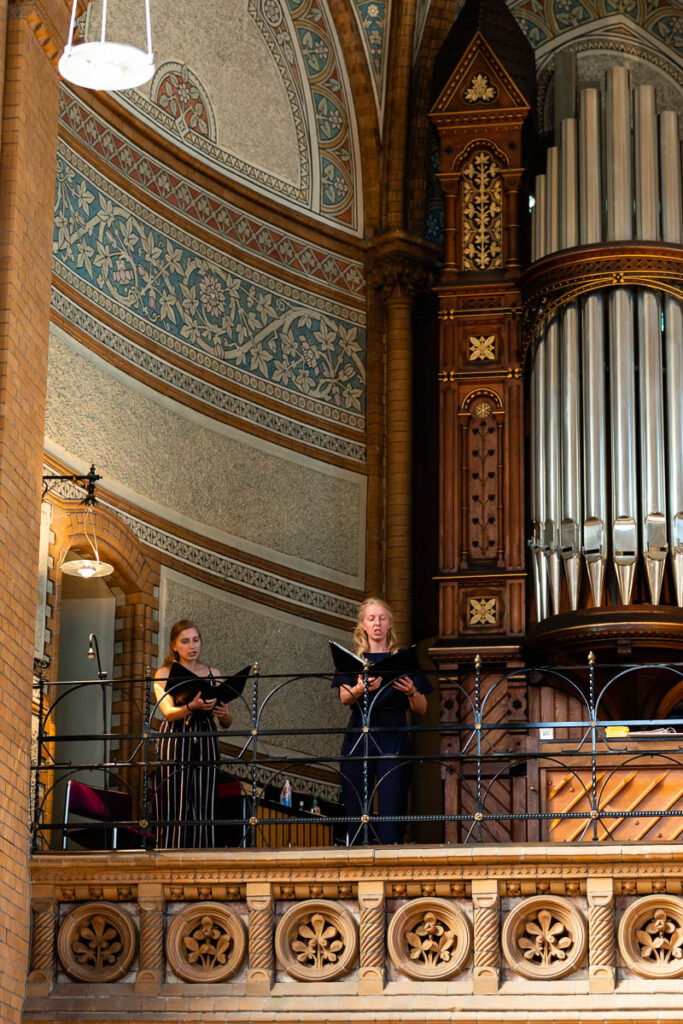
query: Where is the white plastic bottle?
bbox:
[280,778,292,807]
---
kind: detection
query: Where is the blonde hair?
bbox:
[163,619,202,667]
[352,597,398,657]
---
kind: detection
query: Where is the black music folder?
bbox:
[329,641,422,685]
[166,661,252,706]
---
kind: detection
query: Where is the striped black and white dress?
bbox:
[154,665,219,848]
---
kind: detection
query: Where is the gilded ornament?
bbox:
[474,401,492,419]
[461,151,503,271]
[469,598,497,626]
[469,334,496,360]
[464,73,498,103]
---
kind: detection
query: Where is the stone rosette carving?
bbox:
[275,900,358,981]
[618,896,683,979]
[57,903,137,983]
[502,896,587,980]
[387,898,472,980]
[165,902,246,983]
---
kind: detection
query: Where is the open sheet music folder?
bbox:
[166,662,252,706]
[329,641,422,685]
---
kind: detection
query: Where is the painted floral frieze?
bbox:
[53,149,366,421]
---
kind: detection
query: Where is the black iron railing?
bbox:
[31,656,683,850]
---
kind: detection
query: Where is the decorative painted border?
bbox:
[84,0,312,208]
[53,141,366,430]
[509,0,683,61]
[50,293,366,464]
[87,0,362,232]
[350,0,391,125]
[116,504,359,620]
[59,92,366,300]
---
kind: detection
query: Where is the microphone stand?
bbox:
[87,633,109,774]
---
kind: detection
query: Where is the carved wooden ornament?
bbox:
[618,895,683,979]
[502,896,587,980]
[57,902,137,983]
[165,901,246,983]
[387,898,472,980]
[275,900,358,981]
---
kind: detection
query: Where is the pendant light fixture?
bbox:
[58,0,154,92]
[59,504,114,579]
[43,465,114,580]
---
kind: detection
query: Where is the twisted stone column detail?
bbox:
[135,890,164,993]
[472,883,499,993]
[360,895,384,970]
[247,891,274,993]
[587,882,615,992]
[28,899,56,995]
[358,887,385,992]
[474,901,499,968]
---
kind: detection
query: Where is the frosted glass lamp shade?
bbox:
[58,41,154,91]
[60,558,114,579]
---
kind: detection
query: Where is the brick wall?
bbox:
[0,8,64,1021]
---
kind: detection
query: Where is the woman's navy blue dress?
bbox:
[336,651,432,844]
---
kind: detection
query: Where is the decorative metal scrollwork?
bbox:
[275,900,358,981]
[165,902,246,983]
[502,896,587,979]
[387,898,472,980]
[57,903,137,983]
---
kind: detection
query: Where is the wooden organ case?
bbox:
[428,0,683,843]
[428,0,534,842]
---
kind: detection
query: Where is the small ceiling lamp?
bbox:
[58,0,154,92]
[43,464,114,580]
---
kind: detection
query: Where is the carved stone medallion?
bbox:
[387,898,472,980]
[165,902,247,983]
[618,896,683,979]
[275,900,358,981]
[57,903,137,983]
[502,896,587,980]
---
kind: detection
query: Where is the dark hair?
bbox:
[162,619,202,667]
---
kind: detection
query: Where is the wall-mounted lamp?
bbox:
[59,0,154,92]
[42,464,114,580]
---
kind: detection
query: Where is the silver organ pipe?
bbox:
[559,118,581,610]
[635,85,666,603]
[579,88,607,607]
[544,147,562,614]
[660,110,683,605]
[527,66,683,618]
[531,175,549,618]
[606,66,638,605]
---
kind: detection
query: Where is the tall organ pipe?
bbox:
[635,85,667,603]
[531,175,549,619]
[579,88,607,606]
[559,118,582,609]
[660,109,683,604]
[606,66,638,604]
[544,147,562,613]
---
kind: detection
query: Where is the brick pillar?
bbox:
[0,2,69,1019]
